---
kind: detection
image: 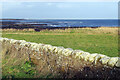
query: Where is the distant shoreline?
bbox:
[1,19,118,31]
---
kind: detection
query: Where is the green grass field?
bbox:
[2,27,118,57]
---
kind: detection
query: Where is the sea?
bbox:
[0,19,118,28]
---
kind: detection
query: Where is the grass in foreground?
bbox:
[2,61,36,78]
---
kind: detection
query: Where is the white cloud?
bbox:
[46,3,54,6]
[56,3,73,8]
[44,3,73,8]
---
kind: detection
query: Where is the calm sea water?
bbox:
[1,19,118,27]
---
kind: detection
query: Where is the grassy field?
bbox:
[2,27,119,57]
[1,27,119,78]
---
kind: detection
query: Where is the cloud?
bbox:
[44,2,77,8]
[56,3,73,8]
[46,3,54,6]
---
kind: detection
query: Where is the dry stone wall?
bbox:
[1,37,120,68]
[1,37,120,78]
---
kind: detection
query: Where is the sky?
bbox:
[1,2,118,19]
